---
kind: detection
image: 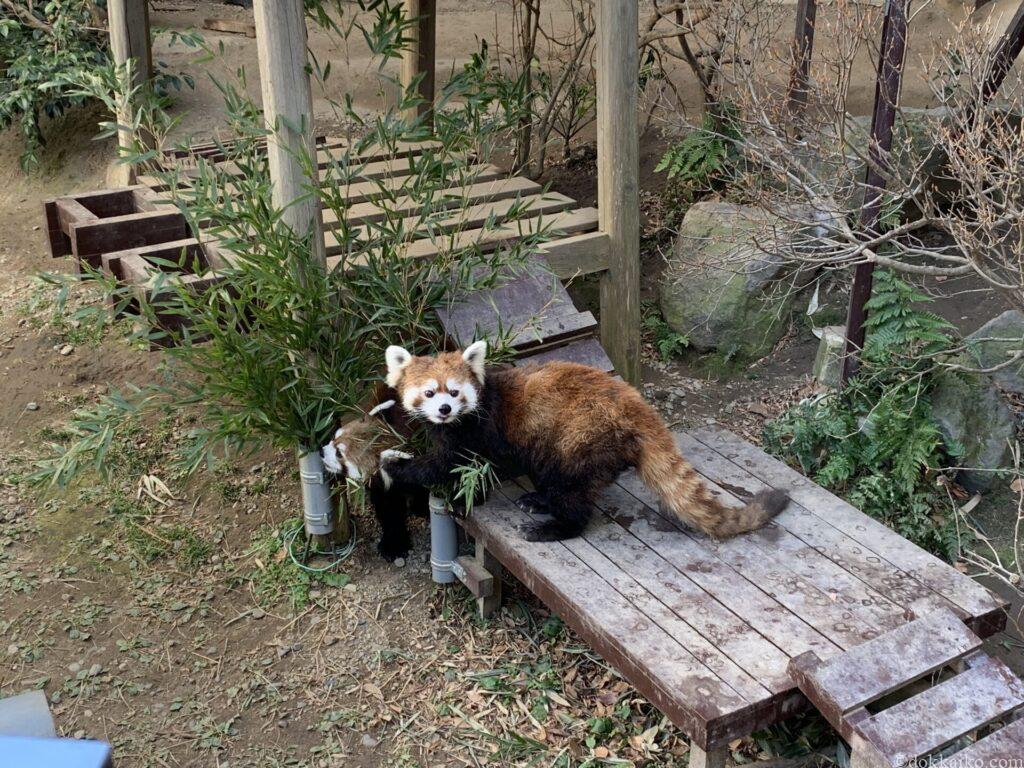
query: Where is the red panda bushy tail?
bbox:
[636,427,788,539]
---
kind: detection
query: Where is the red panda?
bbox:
[382,341,789,542]
[320,383,428,561]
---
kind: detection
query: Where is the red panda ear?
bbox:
[462,340,487,382]
[385,346,412,387]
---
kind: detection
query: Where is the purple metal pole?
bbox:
[840,0,911,385]
[787,0,818,116]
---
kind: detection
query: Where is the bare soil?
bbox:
[3,2,1024,766]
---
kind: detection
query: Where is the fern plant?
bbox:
[763,270,965,560]
[655,104,742,187]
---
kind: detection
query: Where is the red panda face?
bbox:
[385,342,486,425]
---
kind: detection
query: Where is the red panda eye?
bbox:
[424,390,435,398]
[450,389,459,397]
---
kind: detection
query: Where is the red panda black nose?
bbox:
[439,403,452,415]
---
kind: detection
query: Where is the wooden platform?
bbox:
[462,427,1008,750]
[42,137,613,336]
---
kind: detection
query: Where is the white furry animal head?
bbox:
[385,342,486,425]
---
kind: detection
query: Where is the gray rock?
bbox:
[963,310,1024,395]
[932,367,1017,492]
[812,326,846,388]
[658,202,812,358]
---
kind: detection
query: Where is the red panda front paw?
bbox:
[515,491,552,515]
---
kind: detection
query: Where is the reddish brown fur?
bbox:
[393,356,787,540]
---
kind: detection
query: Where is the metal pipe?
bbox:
[429,494,458,584]
[299,451,335,537]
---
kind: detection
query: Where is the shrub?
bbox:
[763,271,965,560]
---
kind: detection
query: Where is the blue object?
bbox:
[0,735,112,767]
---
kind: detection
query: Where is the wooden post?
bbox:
[400,0,437,127]
[840,0,910,384]
[252,1,340,546]
[107,0,153,185]
[688,744,727,768]
[786,0,817,116]
[596,0,641,385]
[475,539,502,617]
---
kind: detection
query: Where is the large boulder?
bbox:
[931,367,1017,493]
[658,202,811,359]
[963,310,1024,396]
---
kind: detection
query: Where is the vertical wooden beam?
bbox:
[980,1,1024,109]
[475,539,502,617]
[787,0,817,116]
[596,0,641,385]
[253,0,335,545]
[688,744,727,768]
[840,0,910,384]
[400,0,437,127]
[107,0,153,182]
[252,0,327,269]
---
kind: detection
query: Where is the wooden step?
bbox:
[790,608,982,726]
[855,655,1024,767]
[935,718,1024,767]
[790,609,1024,768]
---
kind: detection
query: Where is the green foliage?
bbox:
[0,2,194,171]
[0,1,106,171]
[447,454,500,517]
[763,270,964,560]
[242,519,350,610]
[33,8,556,487]
[655,105,742,188]
[642,305,689,361]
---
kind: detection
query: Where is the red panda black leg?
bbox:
[370,476,412,561]
[520,490,593,542]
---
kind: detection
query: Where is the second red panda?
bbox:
[381,341,788,542]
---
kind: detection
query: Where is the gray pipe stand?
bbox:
[299,451,335,537]
[429,494,459,584]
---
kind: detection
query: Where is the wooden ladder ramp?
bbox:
[790,608,1024,768]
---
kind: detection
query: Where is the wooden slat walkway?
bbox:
[462,431,1007,750]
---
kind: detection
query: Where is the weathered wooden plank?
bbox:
[682,432,960,621]
[506,312,596,351]
[789,609,983,727]
[325,163,505,207]
[438,256,576,346]
[514,337,614,372]
[506,492,772,703]
[69,210,190,269]
[462,488,749,748]
[935,718,1024,767]
[691,428,1007,628]
[326,207,600,265]
[538,230,611,278]
[605,474,841,664]
[323,176,540,228]
[356,192,578,244]
[855,655,1024,766]
[203,17,257,37]
[537,482,795,695]
[615,468,905,649]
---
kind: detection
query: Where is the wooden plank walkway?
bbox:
[462,432,1007,750]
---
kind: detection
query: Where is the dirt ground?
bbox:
[3,2,1024,767]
